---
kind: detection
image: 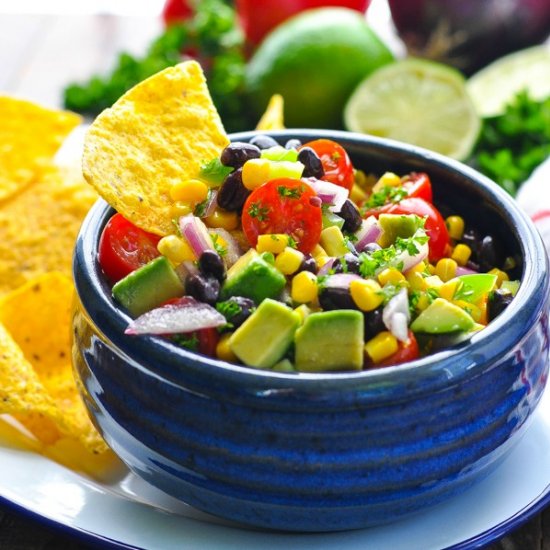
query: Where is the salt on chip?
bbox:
[0,164,97,294]
[0,96,81,201]
[0,272,108,455]
[82,60,230,236]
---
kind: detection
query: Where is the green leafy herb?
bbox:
[277,185,304,199]
[468,91,550,196]
[362,185,408,210]
[200,158,233,186]
[211,233,227,256]
[216,299,242,320]
[172,333,200,351]
[248,202,270,221]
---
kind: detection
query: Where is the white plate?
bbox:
[0,379,548,550]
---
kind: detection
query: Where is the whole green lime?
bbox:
[245,8,394,129]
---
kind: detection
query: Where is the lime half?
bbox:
[467,45,550,117]
[344,58,481,161]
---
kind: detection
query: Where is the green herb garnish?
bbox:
[200,158,233,186]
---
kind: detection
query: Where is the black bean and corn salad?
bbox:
[99,135,519,373]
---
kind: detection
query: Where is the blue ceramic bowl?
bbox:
[72,130,550,532]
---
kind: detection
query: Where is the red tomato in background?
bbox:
[162,0,193,25]
[376,332,419,367]
[241,178,322,253]
[99,213,161,283]
[301,139,355,192]
[401,172,433,203]
[237,0,372,46]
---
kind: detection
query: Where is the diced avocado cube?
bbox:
[112,256,184,317]
[220,249,286,304]
[294,310,364,372]
[229,299,300,369]
[410,298,475,334]
[453,273,498,303]
[378,214,422,248]
[319,225,349,257]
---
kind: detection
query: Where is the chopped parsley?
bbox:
[248,202,270,221]
[277,185,304,199]
[363,185,408,210]
[216,299,242,320]
[211,233,227,256]
[172,333,200,351]
[199,158,233,186]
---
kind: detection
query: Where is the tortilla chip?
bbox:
[82,60,229,236]
[0,273,108,454]
[0,96,81,201]
[0,164,97,294]
[256,94,285,131]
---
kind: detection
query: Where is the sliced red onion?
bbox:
[323,273,363,289]
[303,177,348,212]
[175,260,199,283]
[317,257,336,276]
[383,288,411,343]
[354,216,382,252]
[125,296,226,335]
[456,265,478,276]
[397,239,429,273]
[202,190,218,218]
[179,215,215,257]
[208,228,241,268]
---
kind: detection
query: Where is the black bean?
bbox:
[364,307,385,341]
[478,235,498,272]
[487,289,514,321]
[298,147,324,179]
[285,138,302,150]
[298,255,317,275]
[362,242,382,254]
[185,274,220,305]
[461,228,480,259]
[220,142,261,168]
[217,168,250,212]
[198,250,226,282]
[332,253,361,275]
[318,287,358,311]
[338,199,362,233]
[220,296,255,329]
[249,135,279,150]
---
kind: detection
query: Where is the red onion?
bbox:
[208,228,242,268]
[317,257,336,276]
[323,273,363,288]
[175,260,199,283]
[354,216,382,252]
[456,265,478,277]
[303,177,349,212]
[179,215,215,257]
[202,190,218,218]
[382,288,410,343]
[125,296,226,335]
[398,238,429,273]
[387,0,550,75]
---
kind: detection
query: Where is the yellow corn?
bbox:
[451,243,472,266]
[257,234,290,254]
[349,279,384,311]
[291,271,318,303]
[170,179,209,205]
[427,263,436,275]
[378,267,406,286]
[242,158,271,190]
[414,292,431,312]
[275,247,304,275]
[217,333,238,362]
[350,183,368,204]
[435,258,457,282]
[489,268,510,287]
[157,234,196,264]
[311,244,327,259]
[372,171,401,193]
[406,270,427,291]
[453,300,481,323]
[315,254,331,269]
[424,275,444,289]
[365,331,398,364]
[439,279,460,301]
[170,201,193,220]
[446,215,465,240]
[204,209,239,231]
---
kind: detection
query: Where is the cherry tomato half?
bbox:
[377,332,419,367]
[236,0,371,46]
[301,139,355,192]
[161,0,193,25]
[241,178,322,253]
[98,213,161,283]
[402,172,433,203]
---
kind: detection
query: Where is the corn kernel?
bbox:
[406,270,427,291]
[257,234,290,254]
[446,215,465,240]
[291,271,318,303]
[372,171,401,193]
[424,275,444,289]
[349,279,384,311]
[293,304,311,323]
[489,268,510,287]
[275,247,304,275]
[315,255,331,269]
[427,263,436,275]
[311,244,327,259]
[157,234,196,264]
[414,292,431,312]
[217,333,238,362]
[408,261,428,275]
[451,243,472,266]
[170,179,209,205]
[435,258,457,282]
[453,300,481,323]
[439,279,460,301]
[170,202,193,219]
[378,267,406,286]
[350,183,368,204]
[365,331,399,364]
[204,209,239,231]
[242,158,271,190]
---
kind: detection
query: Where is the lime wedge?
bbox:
[467,45,550,117]
[344,58,481,161]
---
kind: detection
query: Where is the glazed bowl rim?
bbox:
[73,129,549,393]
